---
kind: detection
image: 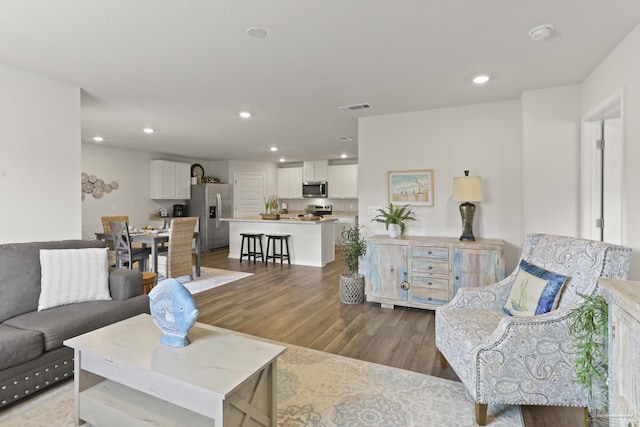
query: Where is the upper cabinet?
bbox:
[150,160,191,199]
[327,164,358,199]
[303,160,328,182]
[277,167,303,199]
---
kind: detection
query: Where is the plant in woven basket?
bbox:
[341,225,366,277]
[339,225,367,304]
[569,293,609,413]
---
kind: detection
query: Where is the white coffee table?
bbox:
[64,314,286,427]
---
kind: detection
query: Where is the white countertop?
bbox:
[221,216,338,224]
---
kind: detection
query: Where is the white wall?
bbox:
[521,85,581,236]
[81,144,160,238]
[0,64,81,243]
[581,21,640,279]
[358,101,524,270]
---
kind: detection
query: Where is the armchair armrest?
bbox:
[449,271,518,310]
[108,268,143,300]
[470,305,589,406]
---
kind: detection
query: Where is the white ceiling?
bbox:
[1,1,640,163]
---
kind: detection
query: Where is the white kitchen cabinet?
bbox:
[328,164,358,199]
[303,160,328,182]
[150,160,191,199]
[277,167,303,199]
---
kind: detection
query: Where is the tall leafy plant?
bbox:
[341,225,367,277]
[569,294,609,411]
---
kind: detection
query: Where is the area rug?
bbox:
[0,345,522,427]
[174,267,253,294]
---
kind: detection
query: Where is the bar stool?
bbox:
[265,234,291,265]
[240,233,264,263]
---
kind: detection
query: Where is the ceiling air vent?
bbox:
[338,103,371,112]
[336,136,353,142]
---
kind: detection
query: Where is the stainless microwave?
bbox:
[302,181,328,198]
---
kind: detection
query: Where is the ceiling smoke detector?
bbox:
[528,24,554,41]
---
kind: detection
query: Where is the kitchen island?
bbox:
[221,216,337,267]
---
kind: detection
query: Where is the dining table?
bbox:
[95,231,201,278]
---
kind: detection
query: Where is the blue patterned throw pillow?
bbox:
[503,259,569,316]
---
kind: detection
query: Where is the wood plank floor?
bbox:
[195,249,584,427]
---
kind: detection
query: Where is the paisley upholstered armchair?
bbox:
[435,234,631,425]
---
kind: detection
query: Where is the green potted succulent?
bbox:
[304,206,315,217]
[569,294,609,422]
[371,203,416,238]
[340,225,367,304]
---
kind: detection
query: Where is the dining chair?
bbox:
[157,217,198,280]
[109,221,152,272]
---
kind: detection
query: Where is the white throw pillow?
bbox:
[38,248,111,311]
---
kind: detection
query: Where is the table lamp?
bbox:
[453,170,482,241]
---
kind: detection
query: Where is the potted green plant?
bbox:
[569,294,609,423]
[371,203,416,238]
[304,206,315,218]
[262,195,280,220]
[340,225,367,304]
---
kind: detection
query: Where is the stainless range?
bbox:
[310,204,333,217]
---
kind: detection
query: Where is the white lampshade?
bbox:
[453,176,482,202]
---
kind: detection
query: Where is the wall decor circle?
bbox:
[81,173,120,200]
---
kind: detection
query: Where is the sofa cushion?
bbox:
[0,324,43,370]
[38,247,111,311]
[438,307,507,351]
[0,240,107,322]
[4,296,150,351]
[503,259,569,317]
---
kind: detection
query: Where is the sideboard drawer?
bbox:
[412,246,449,260]
[411,275,449,290]
[411,286,449,302]
[412,259,449,274]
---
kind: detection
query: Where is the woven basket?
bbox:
[340,274,365,304]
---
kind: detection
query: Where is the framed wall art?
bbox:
[387,169,434,206]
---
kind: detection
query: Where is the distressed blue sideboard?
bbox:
[364,235,505,310]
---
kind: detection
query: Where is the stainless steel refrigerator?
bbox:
[190,184,233,252]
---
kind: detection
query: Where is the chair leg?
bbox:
[583,407,590,427]
[475,403,487,426]
[438,351,448,368]
[285,237,290,264]
[240,236,245,263]
[258,236,264,262]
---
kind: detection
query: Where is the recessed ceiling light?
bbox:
[247,27,267,38]
[472,74,491,85]
[239,111,252,119]
[279,158,285,162]
[93,136,104,142]
[341,154,348,159]
[143,128,155,134]
[270,147,278,152]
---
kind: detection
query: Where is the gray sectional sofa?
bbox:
[0,239,150,407]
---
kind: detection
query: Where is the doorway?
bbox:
[581,89,625,245]
[233,173,264,218]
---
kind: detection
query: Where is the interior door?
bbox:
[234,173,264,218]
[581,92,624,245]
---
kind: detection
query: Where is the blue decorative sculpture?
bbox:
[149,278,200,347]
